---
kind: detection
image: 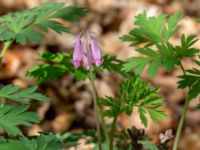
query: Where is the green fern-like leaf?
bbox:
[0,2,87,45]
[0,134,65,150]
[122,35,199,78]
[98,76,167,127]
[178,56,200,100]
[98,97,122,117]
[120,11,182,46]
[0,104,40,136]
[0,85,50,104]
[0,131,96,150]
[121,11,200,78]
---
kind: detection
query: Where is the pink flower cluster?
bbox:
[72,30,103,70]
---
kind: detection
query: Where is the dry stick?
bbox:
[172,62,189,150]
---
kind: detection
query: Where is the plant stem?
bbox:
[88,70,102,150]
[84,31,102,150]
[88,71,110,148]
[91,78,110,147]
[109,116,117,150]
[180,62,186,75]
[172,62,189,150]
[100,110,110,148]
[89,72,110,149]
[0,40,13,62]
[172,97,189,150]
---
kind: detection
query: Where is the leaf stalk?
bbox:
[173,62,189,150]
[0,40,13,62]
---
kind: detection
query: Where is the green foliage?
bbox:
[28,64,67,83]
[122,34,199,78]
[58,129,96,147]
[98,76,167,127]
[98,97,122,118]
[101,55,131,77]
[178,56,200,100]
[27,52,130,83]
[0,104,40,136]
[121,11,200,78]
[0,85,50,104]
[0,1,87,44]
[27,52,85,82]
[0,124,95,149]
[176,35,199,58]
[0,132,80,150]
[0,85,49,136]
[120,11,182,46]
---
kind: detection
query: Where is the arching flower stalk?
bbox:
[72,30,104,150]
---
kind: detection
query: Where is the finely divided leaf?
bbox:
[120,11,182,46]
[178,69,200,100]
[122,34,199,78]
[28,64,68,83]
[0,133,72,150]
[120,12,200,78]
[0,105,40,136]
[0,85,50,104]
[98,97,122,117]
[178,55,200,100]
[99,76,167,127]
[120,76,167,127]
[0,2,87,44]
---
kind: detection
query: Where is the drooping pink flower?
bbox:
[72,36,84,68]
[72,30,103,69]
[89,38,103,67]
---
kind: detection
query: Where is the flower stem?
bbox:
[83,31,102,150]
[88,71,110,149]
[109,116,117,150]
[90,73,110,149]
[172,62,189,150]
[90,77,110,147]
[172,97,189,150]
[88,70,102,150]
[0,40,13,62]
[100,110,110,148]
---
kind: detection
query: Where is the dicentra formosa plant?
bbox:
[120,11,200,150]
[70,29,167,150]
[4,2,199,149]
[72,29,104,149]
[27,9,170,150]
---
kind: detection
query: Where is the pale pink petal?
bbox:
[82,55,90,70]
[90,38,103,66]
[72,36,84,68]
